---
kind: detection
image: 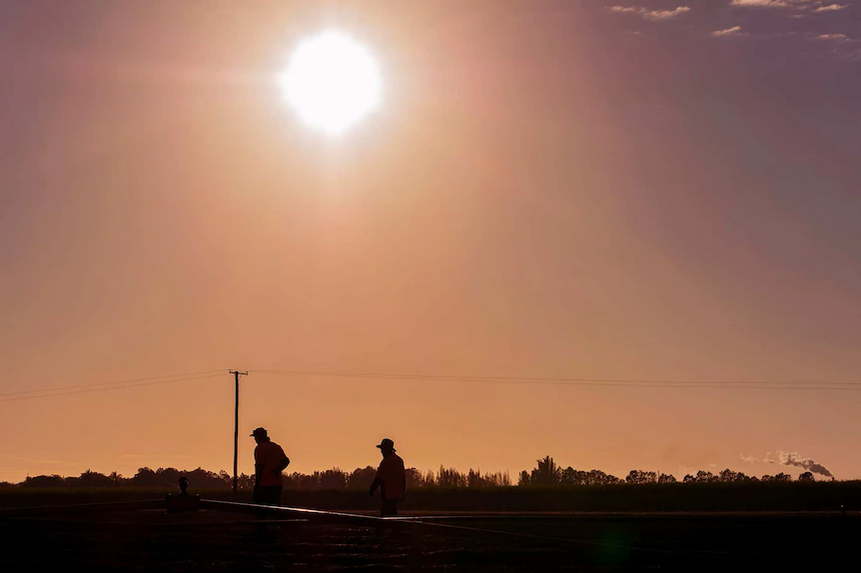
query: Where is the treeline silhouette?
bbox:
[519,456,819,485]
[5,456,823,489]
[10,466,511,489]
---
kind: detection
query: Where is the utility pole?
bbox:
[230,370,248,495]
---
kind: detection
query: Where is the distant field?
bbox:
[3,481,861,513]
[2,501,860,571]
[3,485,861,570]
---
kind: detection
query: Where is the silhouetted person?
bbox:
[369,438,405,517]
[165,475,199,513]
[251,427,290,537]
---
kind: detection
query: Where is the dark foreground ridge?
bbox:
[1,488,860,572]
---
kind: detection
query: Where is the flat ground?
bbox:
[2,503,859,571]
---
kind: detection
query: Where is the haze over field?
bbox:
[1,0,859,484]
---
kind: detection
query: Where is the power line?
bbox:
[0,372,224,403]
[0,369,228,398]
[2,367,859,405]
[252,369,861,391]
[0,371,227,403]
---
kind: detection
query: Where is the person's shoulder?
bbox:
[264,441,283,454]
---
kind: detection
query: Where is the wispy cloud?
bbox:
[608,5,692,20]
[731,0,814,7]
[817,33,852,41]
[731,0,793,7]
[813,3,850,10]
[731,0,847,10]
[645,6,692,19]
[711,25,747,37]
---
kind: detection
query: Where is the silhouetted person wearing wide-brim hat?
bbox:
[251,427,290,537]
[369,438,405,517]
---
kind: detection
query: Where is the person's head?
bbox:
[376,438,396,457]
[250,427,269,444]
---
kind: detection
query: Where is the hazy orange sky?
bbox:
[1,0,859,483]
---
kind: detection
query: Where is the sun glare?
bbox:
[283,31,382,136]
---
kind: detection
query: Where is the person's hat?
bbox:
[250,427,268,438]
[376,438,395,451]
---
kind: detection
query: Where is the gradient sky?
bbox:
[1,0,859,483]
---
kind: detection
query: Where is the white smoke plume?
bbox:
[740,451,835,478]
[770,451,834,478]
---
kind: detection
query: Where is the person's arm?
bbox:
[369,476,382,497]
[274,451,290,476]
[254,447,261,487]
[370,463,384,497]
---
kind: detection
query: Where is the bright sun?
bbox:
[283,31,382,136]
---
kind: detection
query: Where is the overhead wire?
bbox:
[2,367,860,405]
[252,369,861,391]
[0,370,228,403]
[0,369,228,397]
